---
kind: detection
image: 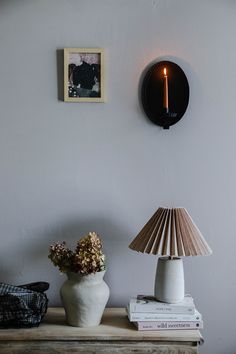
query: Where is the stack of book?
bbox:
[127,295,203,331]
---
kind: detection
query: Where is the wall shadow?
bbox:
[56,49,64,101]
[0,216,132,306]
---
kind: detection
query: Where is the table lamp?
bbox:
[129,207,212,303]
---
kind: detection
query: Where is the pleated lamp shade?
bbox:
[129,207,212,257]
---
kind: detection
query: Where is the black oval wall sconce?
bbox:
[141,60,189,129]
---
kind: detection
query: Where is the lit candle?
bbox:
[163,67,169,110]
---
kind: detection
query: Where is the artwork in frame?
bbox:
[64,48,105,102]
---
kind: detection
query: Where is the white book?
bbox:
[129,294,195,314]
[134,320,203,331]
[126,307,202,322]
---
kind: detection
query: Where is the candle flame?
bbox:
[164,67,167,76]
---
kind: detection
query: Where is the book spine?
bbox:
[129,304,195,314]
[128,311,202,322]
[136,321,203,331]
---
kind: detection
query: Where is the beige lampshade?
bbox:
[129,207,212,257]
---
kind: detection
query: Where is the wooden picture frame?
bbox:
[64,48,105,102]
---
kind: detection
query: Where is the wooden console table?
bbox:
[0,307,203,353]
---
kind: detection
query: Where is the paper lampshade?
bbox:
[129,207,212,257]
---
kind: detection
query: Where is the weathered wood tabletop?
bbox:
[0,308,203,354]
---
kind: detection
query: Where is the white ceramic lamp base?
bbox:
[154,257,185,303]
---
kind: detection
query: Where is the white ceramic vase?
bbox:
[60,270,110,327]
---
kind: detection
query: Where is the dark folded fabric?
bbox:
[0,282,49,328]
[19,281,50,293]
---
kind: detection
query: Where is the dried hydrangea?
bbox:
[48,232,106,275]
[48,241,73,273]
[73,232,106,275]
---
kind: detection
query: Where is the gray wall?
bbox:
[0,1,235,353]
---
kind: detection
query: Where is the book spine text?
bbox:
[129,304,194,314]
[128,312,201,322]
[136,321,203,331]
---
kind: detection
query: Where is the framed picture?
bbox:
[64,48,105,102]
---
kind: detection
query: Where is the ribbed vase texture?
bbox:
[60,270,109,327]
